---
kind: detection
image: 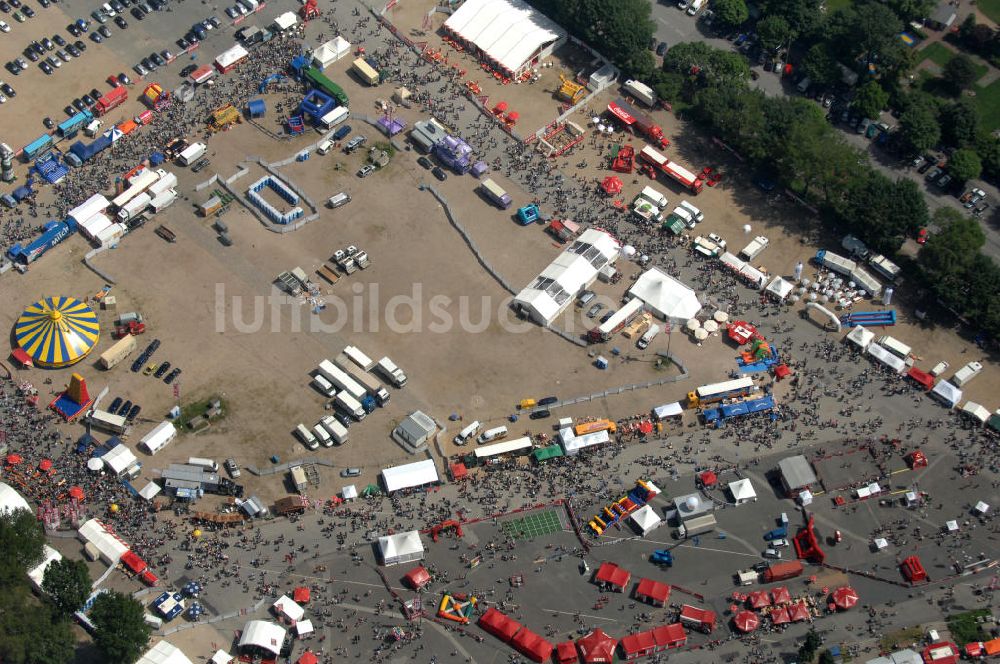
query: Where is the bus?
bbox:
[687,376,755,407]
[58,109,94,138]
[302,66,349,106]
[23,134,55,161]
[471,437,532,465]
[479,178,512,209]
[587,298,645,343]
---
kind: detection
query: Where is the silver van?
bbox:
[577,290,596,308]
[327,192,351,208]
[477,426,508,444]
[453,420,481,446]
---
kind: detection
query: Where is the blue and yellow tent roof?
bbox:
[14,296,99,368]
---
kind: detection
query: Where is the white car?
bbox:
[763,548,782,559]
[0,20,11,32]
[356,164,375,178]
[770,538,789,548]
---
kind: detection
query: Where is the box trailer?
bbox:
[342,362,389,406]
[320,415,349,444]
[177,142,207,166]
[316,264,340,284]
[334,392,366,420]
[868,253,901,282]
[351,57,379,85]
[762,561,804,583]
[875,335,911,359]
[638,185,668,209]
[623,79,656,107]
[99,335,137,369]
[318,359,367,401]
[342,345,375,371]
[677,514,717,538]
[311,374,336,397]
[89,409,127,434]
[638,145,703,193]
[290,465,308,492]
[952,361,983,387]
[376,356,407,387]
[319,106,350,130]
[479,178,512,209]
[814,249,856,276]
[739,236,769,261]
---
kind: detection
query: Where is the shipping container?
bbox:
[99,334,137,369]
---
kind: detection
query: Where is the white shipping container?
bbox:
[178,142,207,166]
[117,192,152,221]
[147,171,178,196]
[149,190,177,212]
[96,223,127,247]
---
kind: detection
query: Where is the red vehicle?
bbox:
[107,74,121,88]
[639,145,703,194]
[113,321,146,338]
[917,228,928,245]
[611,144,635,173]
[94,86,128,116]
[762,561,804,583]
[608,99,668,148]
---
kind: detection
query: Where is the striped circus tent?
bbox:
[14,296,100,368]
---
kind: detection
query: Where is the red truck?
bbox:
[94,86,128,116]
[762,561,804,583]
[608,99,668,148]
[639,145,704,194]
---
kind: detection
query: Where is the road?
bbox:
[646,0,1000,262]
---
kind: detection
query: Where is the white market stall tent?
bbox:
[377,530,425,566]
[845,325,874,350]
[765,276,794,300]
[728,478,757,504]
[272,595,305,622]
[629,504,662,536]
[960,401,990,425]
[238,620,286,656]
[931,380,962,408]
[136,641,194,664]
[866,343,906,373]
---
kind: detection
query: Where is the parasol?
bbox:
[734,610,760,632]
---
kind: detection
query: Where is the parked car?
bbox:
[191,158,210,172]
[180,63,197,77]
[432,166,447,181]
[586,303,603,319]
[917,228,928,245]
[936,173,952,190]
[340,468,361,477]
[113,15,126,28]
[224,458,241,478]
[529,409,551,420]
[357,164,375,178]
[655,41,668,56]
[131,5,144,18]
[81,93,94,106]
[98,25,110,37]
[117,71,130,85]
[74,39,86,51]
[20,4,32,17]
[109,396,123,413]
[127,404,141,420]
[40,60,53,73]
[66,43,79,57]
[924,165,943,182]
[41,37,54,50]
[154,361,171,378]
[118,399,132,416]
[90,30,103,42]
[332,124,352,140]
[417,156,432,169]
[43,116,54,128]
[53,34,65,46]
[164,368,181,384]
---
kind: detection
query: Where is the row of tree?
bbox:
[0,509,151,664]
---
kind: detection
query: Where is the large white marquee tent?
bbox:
[628,267,702,323]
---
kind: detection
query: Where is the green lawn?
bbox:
[973,79,1000,132]
[824,0,854,11]
[979,0,1000,24]
[918,42,989,80]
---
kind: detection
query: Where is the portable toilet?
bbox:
[247,99,266,118]
[595,355,609,370]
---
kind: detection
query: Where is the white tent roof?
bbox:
[628,266,701,322]
[272,11,297,30]
[67,193,110,224]
[846,325,874,349]
[210,651,233,664]
[765,276,794,300]
[342,485,358,500]
[629,504,661,535]
[272,595,305,622]
[136,641,194,664]
[931,380,962,408]
[27,544,63,590]
[562,429,610,454]
[377,530,424,563]
[866,343,906,373]
[215,44,249,69]
[77,518,130,563]
[514,229,620,325]
[381,459,439,493]
[295,619,314,636]
[103,444,138,475]
[961,401,990,424]
[0,482,31,514]
[139,481,162,501]
[728,478,757,502]
[444,0,566,74]
[653,402,683,420]
[238,620,286,655]
[312,37,351,68]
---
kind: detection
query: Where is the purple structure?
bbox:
[377,116,407,137]
[433,134,473,174]
[471,161,488,178]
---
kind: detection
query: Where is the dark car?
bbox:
[24,48,40,62]
[0,1,9,11]
[186,31,200,44]
[586,303,603,318]
[332,124,351,140]
[53,34,65,46]
[43,116,54,128]
[599,309,615,324]
[417,156,432,169]
[89,87,100,99]
[118,399,132,416]
[109,396,123,413]
[333,410,352,429]
[21,4,33,17]
[127,404,141,420]
[66,43,80,57]
[154,361,170,378]
[529,409,551,420]
[159,49,172,61]
[179,63,197,77]
[130,6,144,18]
[191,158,210,172]
[67,21,80,35]
[74,39,86,51]
[41,37,54,50]
[113,15,126,28]
[207,15,219,28]
[72,97,85,110]
[62,104,73,115]
[537,396,558,406]
[656,41,668,56]
[432,166,447,181]
[30,40,44,54]
[5,61,19,75]
[150,51,164,66]
[131,358,143,372]
[141,57,154,70]
[117,72,130,85]
[3,82,16,97]
[176,36,189,49]
[90,31,103,42]
[81,93,94,106]
[40,60,53,73]
[98,25,110,37]
[164,368,181,384]
[39,0,48,6]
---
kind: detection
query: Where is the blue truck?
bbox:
[763,526,787,541]
[649,549,673,566]
[7,218,78,264]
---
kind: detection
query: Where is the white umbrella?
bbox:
[789,294,800,303]
[800,278,811,288]
[848,281,856,289]
[694,328,709,341]
[743,224,752,234]
[809,293,818,301]
[703,319,719,333]
[622,245,637,258]
[686,318,701,331]
[820,294,829,303]
[713,310,729,323]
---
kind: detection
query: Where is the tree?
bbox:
[943,53,979,93]
[977,135,1000,181]
[798,628,823,662]
[853,80,889,119]
[692,84,767,160]
[818,651,837,664]
[0,509,45,586]
[883,0,935,21]
[0,601,75,664]
[939,98,979,148]
[713,0,749,30]
[800,43,840,87]
[948,148,983,183]
[42,559,91,616]
[757,15,791,52]
[663,42,749,95]
[898,103,940,155]
[89,591,151,664]
[757,0,823,41]
[828,4,902,67]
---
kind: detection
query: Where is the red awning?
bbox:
[679,604,716,631]
[747,591,771,609]
[555,641,578,664]
[770,586,792,604]
[734,610,760,632]
[770,607,791,624]
[831,586,858,610]
[619,630,657,657]
[11,348,33,367]
[651,623,685,648]
[634,578,670,605]
[121,551,147,574]
[403,566,431,589]
[576,629,617,663]
[601,176,623,196]
[140,570,159,586]
[907,366,934,389]
[450,463,467,480]
[293,586,311,603]
[607,101,635,125]
[5,454,22,465]
[774,364,792,380]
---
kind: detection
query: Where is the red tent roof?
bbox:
[831,586,858,610]
[774,364,792,380]
[787,601,811,622]
[297,652,319,664]
[555,641,579,664]
[39,459,53,471]
[69,486,85,500]
[747,590,771,609]
[5,454,22,465]
[770,586,792,604]
[634,578,670,605]
[577,628,617,663]
[120,551,147,574]
[594,562,631,590]
[403,566,431,589]
[733,610,760,633]
[449,462,468,480]
[906,366,934,389]
[922,642,959,664]
[698,470,717,486]
[901,555,927,582]
[679,604,717,631]
[511,628,553,663]
[293,586,311,603]
[770,607,791,624]
[620,630,657,658]
[601,176,623,195]
[478,607,521,642]
[651,623,685,648]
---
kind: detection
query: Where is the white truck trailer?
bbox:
[334,392,366,420]
[376,356,407,387]
[337,357,390,405]
[342,345,375,371]
[318,360,367,401]
[99,335,137,370]
[739,236,769,261]
[320,415,349,445]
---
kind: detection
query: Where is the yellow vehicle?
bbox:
[209,104,241,132]
[143,363,158,376]
[574,419,617,436]
[518,398,537,410]
[557,74,586,104]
